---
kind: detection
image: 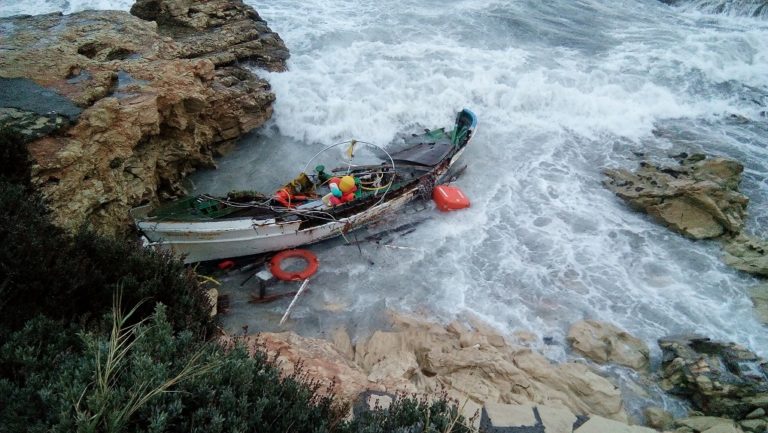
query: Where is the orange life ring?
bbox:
[269,249,319,281]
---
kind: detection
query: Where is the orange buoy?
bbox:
[269,249,319,281]
[433,185,470,212]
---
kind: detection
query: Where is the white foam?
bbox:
[6,0,767,361]
[0,0,132,16]
[237,0,768,359]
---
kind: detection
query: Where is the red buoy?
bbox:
[269,249,319,281]
[218,260,235,270]
[433,185,470,212]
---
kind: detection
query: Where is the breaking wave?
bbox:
[661,0,768,18]
[4,0,768,368]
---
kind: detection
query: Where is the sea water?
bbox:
[4,0,768,410]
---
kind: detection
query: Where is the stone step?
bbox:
[479,403,660,433]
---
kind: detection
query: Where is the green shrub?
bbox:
[0,125,475,433]
[342,392,475,433]
[0,302,348,433]
[0,180,214,337]
[0,128,31,186]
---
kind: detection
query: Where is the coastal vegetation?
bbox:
[0,130,472,432]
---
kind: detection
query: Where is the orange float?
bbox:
[433,185,470,212]
[269,249,319,281]
[274,188,310,208]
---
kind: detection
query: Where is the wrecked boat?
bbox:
[130,109,477,263]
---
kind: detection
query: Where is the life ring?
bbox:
[269,249,319,281]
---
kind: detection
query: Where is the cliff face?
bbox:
[0,0,288,236]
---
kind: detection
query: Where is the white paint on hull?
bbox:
[138,188,418,263]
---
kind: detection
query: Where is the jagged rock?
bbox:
[739,418,767,432]
[567,320,650,370]
[603,155,748,239]
[659,335,768,420]
[746,284,768,325]
[676,416,739,432]
[331,327,355,360]
[0,2,287,235]
[131,0,289,71]
[645,406,674,430]
[251,314,630,422]
[724,236,768,278]
[236,331,383,402]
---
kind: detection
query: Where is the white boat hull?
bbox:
[134,108,478,263]
[136,187,419,263]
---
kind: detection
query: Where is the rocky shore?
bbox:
[225,313,768,432]
[4,1,768,432]
[0,0,287,235]
[604,153,768,328]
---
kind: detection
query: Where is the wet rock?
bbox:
[567,320,650,370]
[644,406,674,430]
[0,78,82,141]
[331,327,355,360]
[659,335,768,420]
[603,156,748,239]
[0,107,70,143]
[131,0,289,71]
[0,1,287,235]
[676,416,738,431]
[723,236,768,278]
[739,418,767,432]
[746,284,768,325]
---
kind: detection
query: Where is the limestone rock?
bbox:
[478,403,658,433]
[244,332,385,401]
[567,320,650,370]
[603,155,748,239]
[331,327,355,360]
[676,416,738,432]
[0,1,287,236]
[480,402,538,430]
[739,418,767,432]
[645,406,674,430]
[701,425,744,433]
[252,314,629,422]
[724,236,768,278]
[131,0,289,71]
[573,414,657,433]
[539,404,578,433]
[659,335,768,420]
[747,284,768,325]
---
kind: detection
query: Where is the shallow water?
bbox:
[197,0,768,360]
[5,0,768,417]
